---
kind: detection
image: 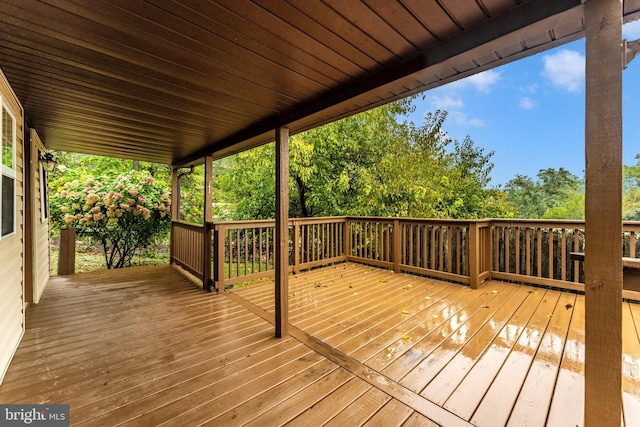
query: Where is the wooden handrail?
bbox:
[168,217,640,298]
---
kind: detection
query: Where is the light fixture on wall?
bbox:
[41,151,58,173]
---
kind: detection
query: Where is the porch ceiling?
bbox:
[1,1,639,166]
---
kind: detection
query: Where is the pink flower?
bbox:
[86,194,100,205]
[116,183,124,190]
[128,188,139,196]
[138,196,147,204]
[93,213,104,221]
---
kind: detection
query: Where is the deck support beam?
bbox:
[203,155,213,291]
[584,0,623,425]
[275,127,289,338]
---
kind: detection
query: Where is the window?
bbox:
[1,102,16,239]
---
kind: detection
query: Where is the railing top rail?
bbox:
[183,217,640,230]
[346,216,485,226]
[208,216,349,230]
[487,218,585,227]
[172,220,205,231]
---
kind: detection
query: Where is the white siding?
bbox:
[0,68,24,384]
[32,133,50,303]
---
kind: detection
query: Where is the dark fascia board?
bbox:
[174,0,582,167]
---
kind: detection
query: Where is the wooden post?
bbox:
[344,218,351,263]
[275,127,289,338]
[584,1,623,425]
[213,224,226,291]
[203,155,213,291]
[393,219,401,273]
[169,168,179,265]
[482,223,492,279]
[171,167,180,222]
[468,221,480,289]
[57,227,75,275]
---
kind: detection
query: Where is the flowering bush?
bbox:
[51,172,171,269]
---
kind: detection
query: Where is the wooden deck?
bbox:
[1,264,639,426]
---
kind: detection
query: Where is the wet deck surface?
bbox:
[1,263,639,426]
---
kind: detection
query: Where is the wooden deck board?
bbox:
[546,295,584,426]
[322,388,391,427]
[503,292,577,427]
[444,289,557,420]
[2,263,640,426]
[362,398,414,426]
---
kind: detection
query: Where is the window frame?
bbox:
[1,97,17,240]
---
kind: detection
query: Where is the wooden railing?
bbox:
[345,217,490,286]
[490,219,586,291]
[489,219,640,298]
[209,217,348,288]
[169,217,640,298]
[171,221,206,279]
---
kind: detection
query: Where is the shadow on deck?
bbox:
[1,263,639,426]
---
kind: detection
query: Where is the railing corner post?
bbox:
[58,227,76,276]
[468,221,480,289]
[344,218,351,263]
[169,221,175,266]
[393,219,401,273]
[203,222,213,291]
[213,224,225,291]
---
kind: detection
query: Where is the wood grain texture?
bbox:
[2,263,640,426]
[584,0,624,425]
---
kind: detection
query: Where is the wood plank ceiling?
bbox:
[0,0,639,166]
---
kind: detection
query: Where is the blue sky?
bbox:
[407,19,640,186]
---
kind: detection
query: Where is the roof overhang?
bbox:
[1,0,639,166]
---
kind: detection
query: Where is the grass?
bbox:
[50,239,170,276]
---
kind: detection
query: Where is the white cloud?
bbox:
[449,111,485,127]
[541,49,584,92]
[520,83,538,94]
[519,96,538,110]
[429,94,464,110]
[623,19,640,40]
[450,70,501,93]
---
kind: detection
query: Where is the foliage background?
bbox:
[47,98,640,272]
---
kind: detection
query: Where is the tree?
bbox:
[215,103,509,220]
[623,154,640,220]
[50,171,172,269]
[504,167,583,219]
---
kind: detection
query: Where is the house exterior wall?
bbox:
[0,68,24,384]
